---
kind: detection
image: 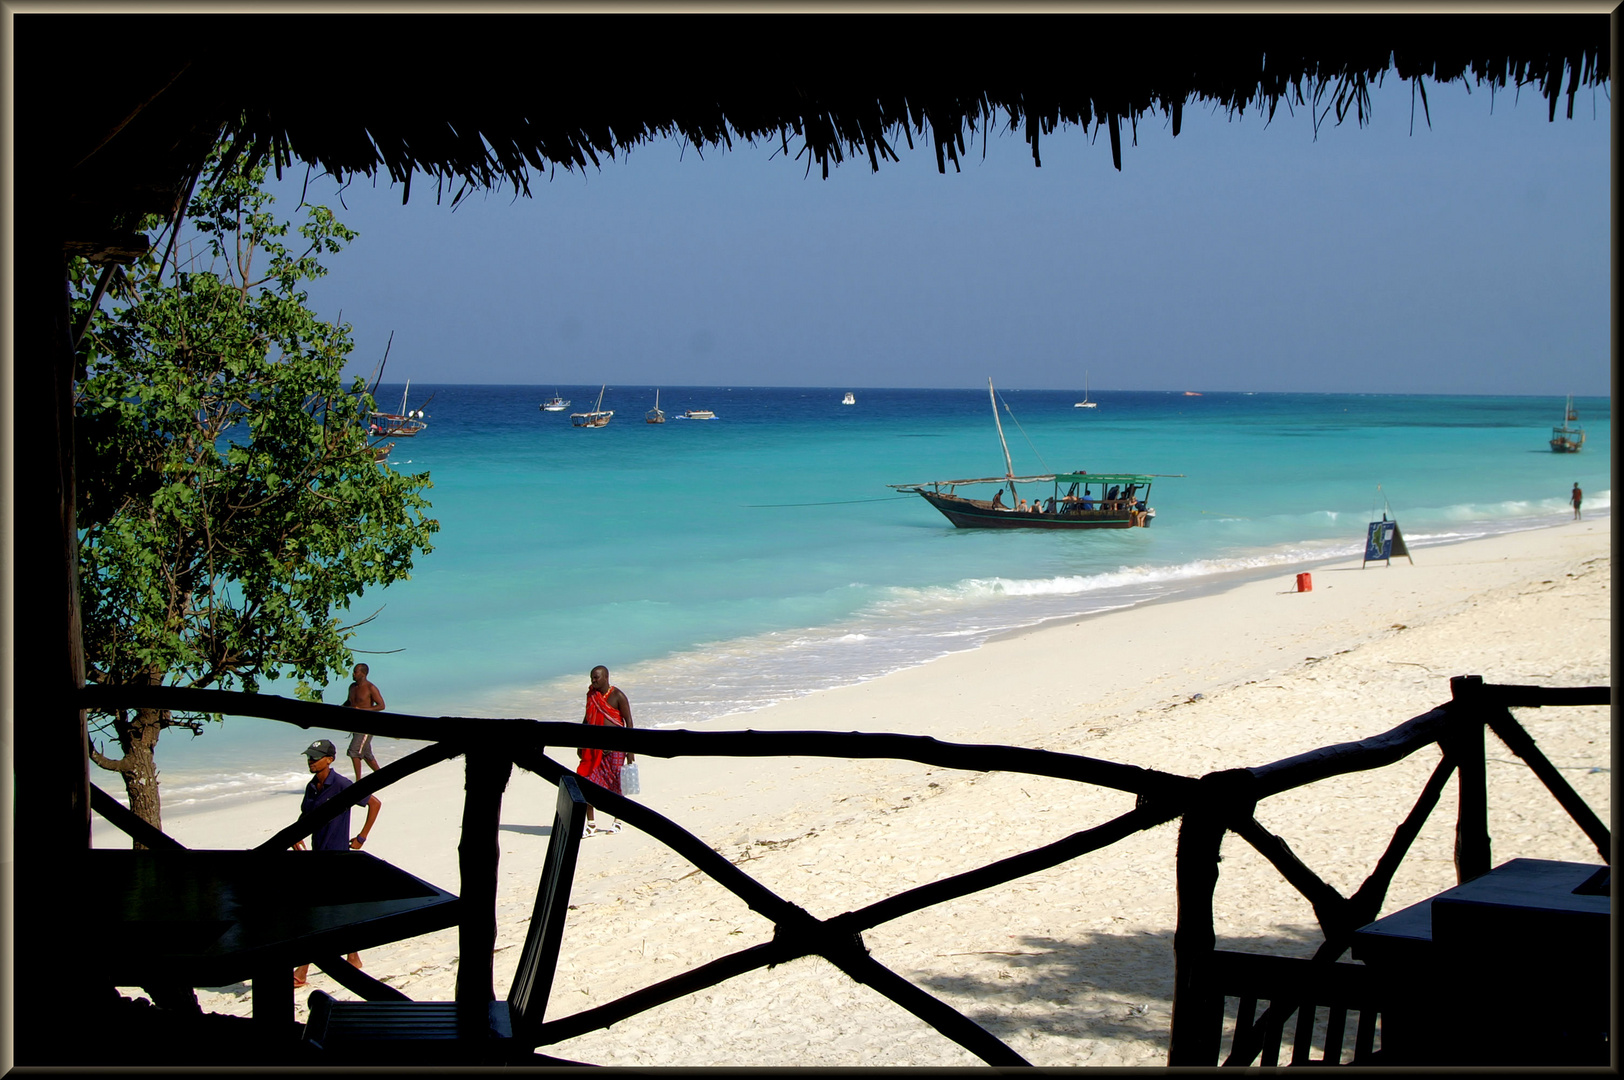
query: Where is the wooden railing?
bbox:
[81,675,1609,1066]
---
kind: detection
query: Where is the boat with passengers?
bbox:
[890,379,1171,529]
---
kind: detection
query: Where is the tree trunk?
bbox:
[117,706,165,840]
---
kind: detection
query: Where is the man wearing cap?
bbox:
[292,738,383,987]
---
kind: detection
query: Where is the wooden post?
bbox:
[1449,676,1491,884]
[455,750,513,1031]
[1169,807,1226,1065]
[13,195,95,1062]
[1169,769,1257,1066]
[1168,799,1228,1067]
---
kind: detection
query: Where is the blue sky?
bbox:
[265,72,1611,395]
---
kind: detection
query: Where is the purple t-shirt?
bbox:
[302,769,354,852]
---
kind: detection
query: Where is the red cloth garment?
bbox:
[577,687,625,793]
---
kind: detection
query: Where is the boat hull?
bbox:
[912,490,1149,529]
[369,415,425,437]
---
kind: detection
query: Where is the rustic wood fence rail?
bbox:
[80,675,1609,1066]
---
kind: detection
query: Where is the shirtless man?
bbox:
[345,663,386,781]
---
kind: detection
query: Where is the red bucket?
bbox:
[1296,572,1313,593]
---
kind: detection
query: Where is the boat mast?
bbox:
[400,379,410,417]
[595,384,606,413]
[989,378,1016,501]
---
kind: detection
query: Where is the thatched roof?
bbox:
[19,13,1610,264]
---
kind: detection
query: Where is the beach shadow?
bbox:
[906,924,1325,1046]
[197,980,251,996]
[500,824,553,837]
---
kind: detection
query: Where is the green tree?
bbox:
[72,154,438,831]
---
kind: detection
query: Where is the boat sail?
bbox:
[1550,395,1585,453]
[369,379,429,437]
[571,385,614,428]
[890,378,1170,530]
[645,389,666,424]
[1074,371,1097,408]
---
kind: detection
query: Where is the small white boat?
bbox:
[677,409,716,420]
[1074,371,1096,409]
[541,391,570,412]
[842,392,856,405]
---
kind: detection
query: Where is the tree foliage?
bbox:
[72,153,438,829]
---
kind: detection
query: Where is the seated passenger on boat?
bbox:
[991,489,1008,510]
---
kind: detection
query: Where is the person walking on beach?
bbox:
[1571,482,1583,520]
[578,665,634,836]
[344,663,386,781]
[292,738,382,987]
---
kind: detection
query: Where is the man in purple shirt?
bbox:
[292,738,382,987]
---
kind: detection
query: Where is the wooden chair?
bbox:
[302,775,588,1064]
[1203,950,1385,1066]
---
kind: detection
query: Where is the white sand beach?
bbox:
[102,518,1611,1066]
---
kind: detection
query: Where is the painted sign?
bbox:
[1363,519,1412,567]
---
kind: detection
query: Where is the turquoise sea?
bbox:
[130,387,1610,814]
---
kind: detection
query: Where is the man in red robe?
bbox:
[577,665,634,835]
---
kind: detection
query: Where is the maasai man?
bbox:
[577,665,634,835]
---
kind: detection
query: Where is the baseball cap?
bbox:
[304,738,337,760]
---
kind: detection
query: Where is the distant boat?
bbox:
[541,391,570,412]
[371,442,395,463]
[1183,391,1203,397]
[1550,395,1585,453]
[369,379,429,437]
[1074,370,1097,408]
[890,378,1168,530]
[842,392,856,405]
[677,409,716,420]
[645,389,666,425]
[571,385,613,428]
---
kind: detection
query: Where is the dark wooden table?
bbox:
[90,849,460,1036]
[1352,858,1610,1065]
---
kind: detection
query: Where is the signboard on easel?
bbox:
[1363,518,1412,567]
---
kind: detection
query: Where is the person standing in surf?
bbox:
[578,665,634,835]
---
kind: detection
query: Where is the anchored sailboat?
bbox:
[571,385,613,428]
[1550,395,1585,453]
[369,379,429,437]
[891,379,1172,529]
[1074,371,1097,408]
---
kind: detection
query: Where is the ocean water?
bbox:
[118,387,1609,814]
